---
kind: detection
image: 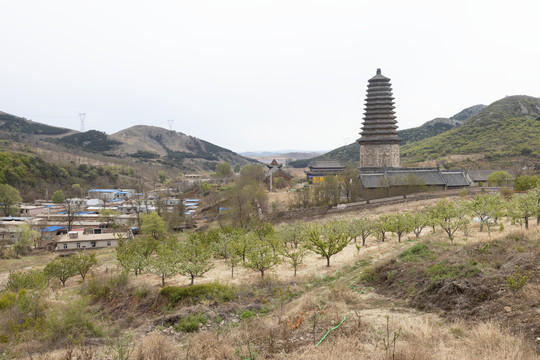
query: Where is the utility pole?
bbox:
[167,119,174,130]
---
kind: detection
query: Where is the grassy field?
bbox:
[1,197,540,359]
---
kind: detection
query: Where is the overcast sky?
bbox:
[2,1,539,153]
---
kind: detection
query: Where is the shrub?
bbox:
[5,269,47,292]
[83,271,129,302]
[46,297,104,342]
[174,314,206,333]
[0,292,16,310]
[506,266,530,295]
[239,310,257,320]
[160,283,236,305]
[399,243,434,261]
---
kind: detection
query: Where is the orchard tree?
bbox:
[149,237,181,286]
[373,216,389,242]
[116,236,156,275]
[410,210,429,238]
[251,221,281,257]
[12,224,38,258]
[278,239,307,277]
[348,218,373,246]
[214,231,242,278]
[278,221,308,249]
[468,193,505,235]
[243,234,280,278]
[508,191,538,230]
[386,213,413,242]
[179,233,213,285]
[72,253,98,281]
[0,184,22,216]
[433,199,470,243]
[44,256,77,287]
[306,223,350,267]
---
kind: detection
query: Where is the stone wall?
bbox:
[359,143,400,168]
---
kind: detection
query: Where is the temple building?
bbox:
[356,69,471,198]
[358,69,401,168]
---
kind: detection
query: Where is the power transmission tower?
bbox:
[167,119,174,130]
[79,113,86,132]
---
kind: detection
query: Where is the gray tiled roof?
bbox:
[468,170,514,182]
[441,171,471,187]
[309,160,345,169]
[360,168,470,188]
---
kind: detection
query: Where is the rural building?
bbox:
[55,228,131,251]
[265,159,293,190]
[358,167,470,199]
[87,189,135,201]
[305,161,346,183]
[467,169,514,187]
[40,225,68,249]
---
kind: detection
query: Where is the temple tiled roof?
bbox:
[359,168,470,188]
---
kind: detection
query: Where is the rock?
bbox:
[504,306,512,313]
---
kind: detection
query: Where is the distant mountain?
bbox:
[288,104,485,168]
[0,112,72,136]
[109,125,257,171]
[0,112,257,172]
[401,95,540,164]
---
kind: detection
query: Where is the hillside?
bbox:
[401,95,540,165]
[0,111,257,173]
[288,101,521,168]
[110,125,257,170]
[0,112,72,136]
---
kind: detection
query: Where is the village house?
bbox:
[55,228,131,251]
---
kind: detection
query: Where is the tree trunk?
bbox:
[326,257,330,267]
[525,217,529,230]
[190,274,195,285]
[161,273,165,287]
[294,266,297,277]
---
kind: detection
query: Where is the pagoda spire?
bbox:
[357,68,401,168]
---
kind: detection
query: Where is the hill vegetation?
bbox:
[0,112,256,173]
[0,150,139,200]
[401,96,540,164]
[56,130,122,152]
[0,113,70,136]
[288,98,538,169]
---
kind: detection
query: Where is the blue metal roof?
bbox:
[42,226,67,232]
[88,189,118,193]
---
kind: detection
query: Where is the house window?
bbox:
[76,243,81,248]
[107,241,111,246]
[63,244,67,249]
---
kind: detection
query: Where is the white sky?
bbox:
[1,1,539,153]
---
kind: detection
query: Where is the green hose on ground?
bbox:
[314,316,347,347]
